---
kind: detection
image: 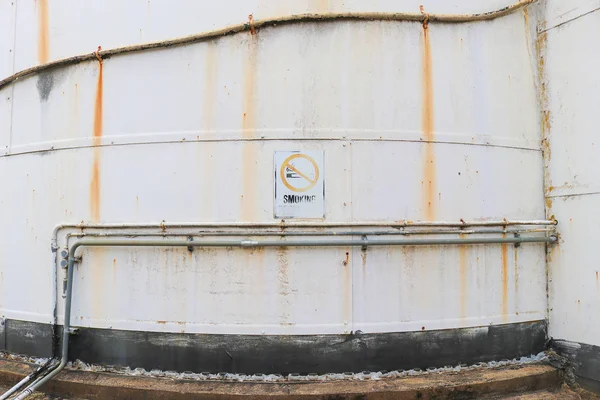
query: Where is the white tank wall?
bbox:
[542,0,600,347]
[0,1,547,335]
[6,0,532,74]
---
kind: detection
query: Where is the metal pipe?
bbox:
[0,359,54,400]
[15,233,555,398]
[63,227,556,242]
[51,220,557,249]
[69,236,556,251]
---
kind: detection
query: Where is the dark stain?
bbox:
[36,71,54,101]
[4,319,546,375]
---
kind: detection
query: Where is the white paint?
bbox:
[542,0,600,348]
[0,2,547,336]
[2,0,525,77]
[274,150,324,218]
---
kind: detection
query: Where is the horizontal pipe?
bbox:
[64,227,555,241]
[0,0,536,91]
[69,235,556,256]
[52,220,558,249]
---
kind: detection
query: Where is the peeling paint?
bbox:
[536,30,552,206]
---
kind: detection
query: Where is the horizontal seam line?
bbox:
[540,5,600,33]
[1,138,541,158]
[546,191,600,199]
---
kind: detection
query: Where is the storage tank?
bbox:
[0,0,555,379]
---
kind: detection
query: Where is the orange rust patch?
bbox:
[501,244,509,320]
[156,320,167,324]
[596,271,599,292]
[89,54,103,222]
[36,0,50,63]
[459,241,467,319]
[248,14,256,35]
[421,24,437,221]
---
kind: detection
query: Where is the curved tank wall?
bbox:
[0,1,549,373]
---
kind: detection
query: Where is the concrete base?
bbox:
[0,359,561,400]
[550,339,600,394]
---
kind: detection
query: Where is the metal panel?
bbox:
[543,4,600,348]
[0,0,16,152]
[352,244,546,333]
[0,0,16,80]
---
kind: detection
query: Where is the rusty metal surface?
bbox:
[0,1,549,337]
[541,0,600,348]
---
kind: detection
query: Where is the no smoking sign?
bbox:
[274,151,324,218]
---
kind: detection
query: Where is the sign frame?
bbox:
[274,150,325,219]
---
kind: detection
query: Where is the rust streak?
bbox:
[240,35,259,221]
[89,48,103,222]
[248,14,256,35]
[203,43,218,131]
[315,0,330,12]
[361,250,367,282]
[596,271,599,293]
[536,31,553,204]
[36,0,50,63]
[421,19,436,221]
[501,243,509,319]
[458,241,467,319]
